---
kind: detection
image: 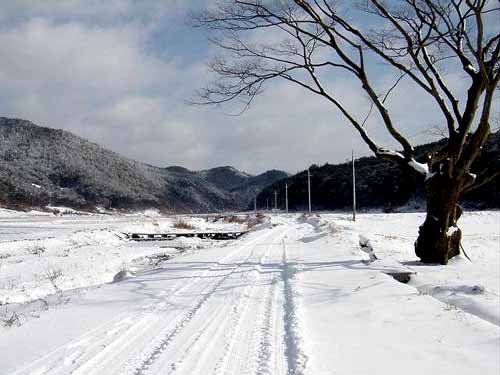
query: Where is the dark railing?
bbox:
[124,231,247,241]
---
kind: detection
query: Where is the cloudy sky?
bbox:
[0,1,495,174]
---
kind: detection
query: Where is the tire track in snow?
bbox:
[164,299,230,374]
[169,270,259,375]
[251,232,288,375]
[77,229,276,375]
[140,227,286,375]
[132,228,281,375]
[211,264,264,375]
[132,275,234,375]
[213,228,289,375]
[13,229,273,375]
[253,278,280,375]
[282,241,309,375]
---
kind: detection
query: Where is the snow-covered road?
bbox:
[2,225,294,375]
[1,213,499,375]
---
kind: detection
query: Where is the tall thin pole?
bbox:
[266,199,269,211]
[285,183,289,214]
[274,190,278,210]
[254,196,257,212]
[307,168,312,213]
[352,150,356,222]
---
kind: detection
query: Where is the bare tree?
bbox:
[193,0,500,264]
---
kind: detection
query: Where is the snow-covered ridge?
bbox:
[0,117,287,212]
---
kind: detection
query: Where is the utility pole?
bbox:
[352,150,356,222]
[254,196,257,212]
[285,183,289,214]
[274,190,278,210]
[307,168,312,213]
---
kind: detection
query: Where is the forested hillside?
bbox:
[257,131,499,211]
[0,118,286,212]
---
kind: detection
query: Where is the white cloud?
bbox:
[0,18,179,144]
[0,2,494,175]
[0,19,173,95]
[0,16,450,174]
[0,0,154,23]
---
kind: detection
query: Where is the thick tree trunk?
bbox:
[414,171,464,265]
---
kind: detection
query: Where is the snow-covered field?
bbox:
[0,209,498,375]
[0,209,245,305]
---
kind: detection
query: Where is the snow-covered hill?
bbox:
[0,118,286,212]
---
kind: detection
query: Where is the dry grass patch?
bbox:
[173,218,195,230]
[247,212,267,230]
[222,215,249,224]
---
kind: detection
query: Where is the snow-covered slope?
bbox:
[0,118,286,212]
[169,166,289,208]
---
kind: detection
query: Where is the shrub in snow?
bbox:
[173,219,195,230]
[223,215,249,224]
[26,244,45,257]
[358,234,378,262]
[1,311,26,328]
[247,213,271,231]
[296,213,321,227]
[113,270,136,283]
[45,267,63,293]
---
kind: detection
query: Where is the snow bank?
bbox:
[412,281,499,326]
[323,211,500,328]
[288,213,499,374]
[296,214,342,242]
[0,228,152,304]
[0,208,25,218]
[113,270,136,283]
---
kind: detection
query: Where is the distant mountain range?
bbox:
[257,131,499,211]
[0,118,288,212]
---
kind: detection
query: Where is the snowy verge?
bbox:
[288,214,499,375]
[0,228,180,305]
[411,277,499,327]
[321,211,500,329]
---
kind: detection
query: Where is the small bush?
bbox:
[45,267,63,293]
[256,212,265,219]
[173,218,195,230]
[1,311,25,328]
[113,269,136,283]
[247,213,267,229]
[223,215,248,224]
[26,244,46,257]
[57,248,71,257]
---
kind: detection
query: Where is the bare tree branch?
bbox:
[193,0,499,180]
